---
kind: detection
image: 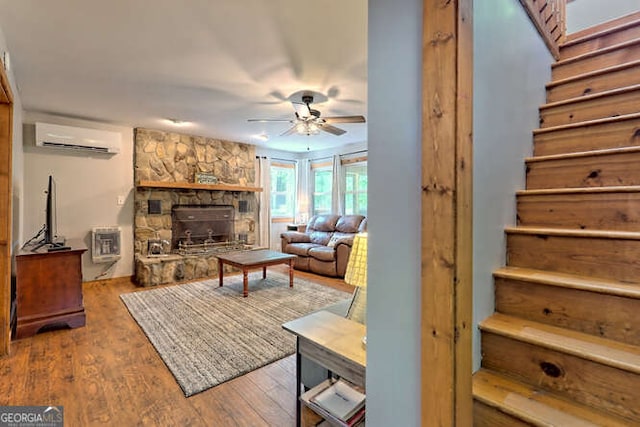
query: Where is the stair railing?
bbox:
[519,0,567,59]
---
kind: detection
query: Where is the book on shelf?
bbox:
[301,378,366,426]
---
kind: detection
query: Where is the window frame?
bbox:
[311,160,333,216]
[269,161,296,221]
[343,160,367,216]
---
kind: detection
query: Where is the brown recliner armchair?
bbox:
[280,214,367,277]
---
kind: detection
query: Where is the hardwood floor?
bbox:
[0,267,351,426]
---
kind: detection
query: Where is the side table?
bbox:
[282,310,366,426]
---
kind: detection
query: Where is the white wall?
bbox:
[367,0,421,425]
[567,0,639,33]
[473,0,553,371]
[22,113,134,281]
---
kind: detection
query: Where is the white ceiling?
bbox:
[0,0,368,153]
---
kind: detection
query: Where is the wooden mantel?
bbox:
[137,180,263,192]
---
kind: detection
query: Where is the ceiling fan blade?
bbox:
[323,115,366,124]
[292,102,311,118]
[280,125,299,136]
[320,124,347,136]
[248,118,292,123]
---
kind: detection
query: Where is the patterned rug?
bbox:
[120,271,350,397]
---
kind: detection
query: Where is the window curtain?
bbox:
[332,154,344,215]
[296,158,311,223]
[255,156,271,247]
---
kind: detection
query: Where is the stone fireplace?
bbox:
[133,128,260,286]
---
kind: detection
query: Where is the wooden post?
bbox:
[0,62,13,356]
[421,0,473,425]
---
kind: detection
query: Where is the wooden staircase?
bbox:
[473,11,640,426]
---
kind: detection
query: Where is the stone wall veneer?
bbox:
[135,128,255,185]
[133,128,259,286]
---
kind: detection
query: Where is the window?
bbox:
[344,163,367,216]
[312,166,333,215]
[270,163,295,219]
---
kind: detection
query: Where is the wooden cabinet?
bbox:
[15,242,87,339]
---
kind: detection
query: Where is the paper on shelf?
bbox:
[311,379,366,421]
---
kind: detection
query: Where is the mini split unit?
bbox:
[35,122,121,154]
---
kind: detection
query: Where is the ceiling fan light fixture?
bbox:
[295,121,320,135]
[248,90,365,137]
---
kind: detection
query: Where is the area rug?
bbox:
[120,271,350,397]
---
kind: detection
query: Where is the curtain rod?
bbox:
[310,149,368,162]
[255,156,296,163]
[341,149,368,157]
[257,149,368,162]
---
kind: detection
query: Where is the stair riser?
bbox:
[526,151,640,189]
[481,332,640,422]
[552,42,640,81]
[473,401,531,427]
[540,89,640,128]
[546,65,640,103]
[533,117,640,156]
[516,192,640,231]
[560,25,640,60]
[495,277,640,346]
[507,233,640,283]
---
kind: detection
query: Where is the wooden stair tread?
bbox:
[533,112,640,135]
[494,266,640,299]
[552,38,640,68]
[562,18,640,49]
[473,369,631,427]
[516,185,640,196]
[540,83,640,110]
[526,146,640,163]
[505,226,640,240]
[480,314,640,374]
[546,59,640,90]
[564,11,640,44]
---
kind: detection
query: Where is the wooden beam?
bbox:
[421,0,473,425]
[137,180,262,192]
[0,62,13,356]
[0,63,13,104]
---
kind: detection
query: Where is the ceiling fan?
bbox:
[248,94,365,136]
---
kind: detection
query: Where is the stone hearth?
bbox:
[134,128,260,286]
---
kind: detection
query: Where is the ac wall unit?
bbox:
[35,122,121,154]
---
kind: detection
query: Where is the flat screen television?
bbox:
[32,175,69,251]
[44,174,57,245]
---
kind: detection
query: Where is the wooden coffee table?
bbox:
[216,249,297,297]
